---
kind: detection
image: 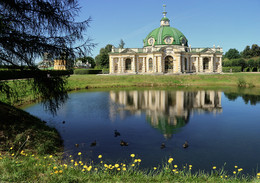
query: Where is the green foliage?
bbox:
[95,44,113,68]
[241,44,260,58]
[76,56,96,68]
[222,67,242,72]
[118,39,125,49]
[225,48,241,60]
[74,69,102,75]
[237,78,247,87]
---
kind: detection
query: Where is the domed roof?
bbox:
[143,26,188,47]
[143,5,188,47]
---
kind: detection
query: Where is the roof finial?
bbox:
[163,4,167,18]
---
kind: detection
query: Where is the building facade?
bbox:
[109,5,223,74]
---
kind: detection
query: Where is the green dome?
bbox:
[143,26,188,47]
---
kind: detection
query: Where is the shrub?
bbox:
[73,69,102,75]
[222,66,242,73]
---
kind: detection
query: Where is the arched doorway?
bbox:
[203,58,209,71]
[165,56,173,73]
[125,58,131,71]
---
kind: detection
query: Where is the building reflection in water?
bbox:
[109,90,222,139]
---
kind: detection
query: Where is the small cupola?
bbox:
[160,4,170,27]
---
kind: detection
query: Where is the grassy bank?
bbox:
[1,152,260,183]
[67,73,260,90]
[0,101,63,155]
[2,73,260,106]
[2,73,260,182]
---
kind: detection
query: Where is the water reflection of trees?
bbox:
[224,93,260,105]
[110,90,222,138]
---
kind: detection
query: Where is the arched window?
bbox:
[203,58,209,70]
[125,58,131,70]
[149,58,153,71]
[165,56,173,73]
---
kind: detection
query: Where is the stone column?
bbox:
[195,57,199,73]
[210,56,214,72]
[121,58,125,73]
[158,56,162,73]
[109,56,113,74]
[199,57,203,72]
[189,57,192,72]
[142,57,145,73]
[176,54,181,73]
[218,57,222,73]
[132,56,136,73]
[181,57,184,73]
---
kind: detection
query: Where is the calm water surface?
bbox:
[23,90,260,174]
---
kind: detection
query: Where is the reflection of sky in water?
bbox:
[23,90,260,175]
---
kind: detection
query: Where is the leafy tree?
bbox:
[118,39,125,49]
[0,0,94,113]
[225,49,241,60]
[251,44,260,57]
[241,45,252,58]
[95,44,113,68]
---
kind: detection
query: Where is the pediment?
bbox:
[201,48,215,53]
[120,48,136,54]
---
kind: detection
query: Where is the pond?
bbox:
[23,89,260,175]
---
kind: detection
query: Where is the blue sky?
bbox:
[78,0,260,57]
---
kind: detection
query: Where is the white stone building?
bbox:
[109,5,223,74]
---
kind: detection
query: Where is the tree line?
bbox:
[223,44,260,72]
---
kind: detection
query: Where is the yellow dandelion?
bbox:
[104,164,108,168]
[154,167,157,170]
[234,165,238,168]
[83,165,88,169]
[138,159,141,163]
[87,166,92,171]
[59,170,63,173]
[115,164,119,168]
[174,165,178,168]
[117,168,121,171]
[189,165,192,168]
[175,171,179,174]
[54,170,58,174]
[123,167,126,171]
[131,164,135,167]
[78,152,82,156]
[11,153,14,156]
[233,171,236,174]
[220,176,223,178]
[130,154,135,158]
[257,173,260,176]
[79,161,82,164]
[225,175,228,178]
[95,168,98,171]
[213,166,216,170]
[69,155,72,158]
[53,167,57,170]
[82,169,85,172]
[172,169,176,172]
[134,159,138,163]
[31,154,34,157]
[49,155,53,158]
[123,164,126,167]
[10,147,13,150]
[98,155,102,158]
[238,168,243,172]
[168,158,173,163]
[71,159,74,163]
